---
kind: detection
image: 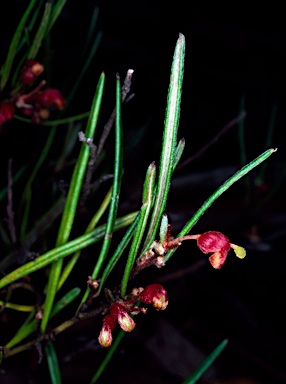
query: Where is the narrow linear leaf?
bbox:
[45,0,67,35]
[0,0,37,90]
[50,287,81,317]
[98,213,140,295]
[0,301,35,312]
[5,312,36,350]
[45,340,62,384]
[6,288,81,350]
[182,339,228,384]
[28,1,52,59]
[66,31,103,105]
[14,111,90,126]
[173,138,185,171]
[80,75,123,306]
[121,162,156,297]
[57,188,112,291]
[143,33,185,250]
[20,126,57,240]
[0,212,137,290]
[89,330,125,383]
[41,73,105,333]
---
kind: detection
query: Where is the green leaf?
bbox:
[45,340,62,384]
[45,0,67,36]
[89,330,125,383]
[0,212,137,290]
[182,339,228,384]
[120,162,156,297]
[57,188,112,291]
[0,0,38,90]
[6,288,81,350]
[143,33,185,250]
[27,1,52,59]
[173,138,186,171]
[41,73,105,333]
[98,213,140,296]
[80,74,123,306]
[50,287,81,317]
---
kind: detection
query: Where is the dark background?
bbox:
[1,1,286,383]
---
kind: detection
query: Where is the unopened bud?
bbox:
[110,303,135,332]
[98,314,117,348]
[139,283,168,311]
[35,88,65,110]
[21,60,44,85]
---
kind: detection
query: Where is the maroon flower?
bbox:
[196,231,246,269]
[35,88,65,110]
[21,59,44,85]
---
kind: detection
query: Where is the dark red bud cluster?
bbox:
[0,60,65,126]
[98,284,168,347]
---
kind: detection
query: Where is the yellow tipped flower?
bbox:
[196,231,246,269]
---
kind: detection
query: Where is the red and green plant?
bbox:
[0,2,277,383]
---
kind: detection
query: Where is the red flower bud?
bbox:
[139,283,168,311]
[0,101,15,125]
[98,314,117,348]
[21,60,44,85]
[35,88,65,110]
[110,303,135,332]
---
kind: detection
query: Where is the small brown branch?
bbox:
[97,69,134,159]
[176,111,247,172]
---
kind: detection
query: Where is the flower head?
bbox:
[196,231,246,269]
[139,283,168,311]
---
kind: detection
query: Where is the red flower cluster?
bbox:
[0,59,65,126]
[98,284,168,347]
